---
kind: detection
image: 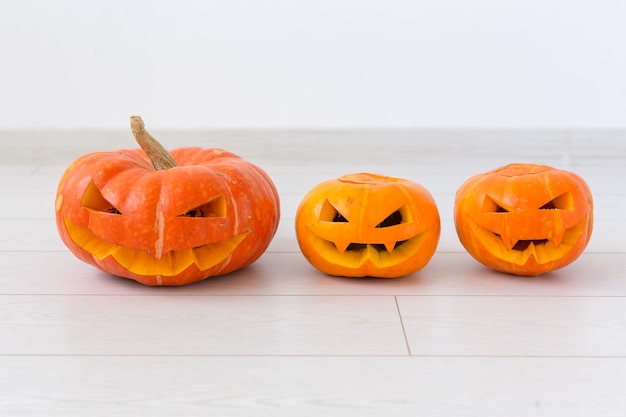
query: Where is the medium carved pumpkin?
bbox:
[55,116,280,286]
[295,173,440,278]
[454,163,593,276]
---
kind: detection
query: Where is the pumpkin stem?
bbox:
[130,116,178,170]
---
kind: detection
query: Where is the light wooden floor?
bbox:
[2,129,625,416]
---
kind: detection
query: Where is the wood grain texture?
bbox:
[1,356,625,417]
[398,296,626,357]
[0,295,407,356]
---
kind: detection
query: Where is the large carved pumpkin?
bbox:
[454,163,593,276]
[55,116,280,286]
[295,173,440,278]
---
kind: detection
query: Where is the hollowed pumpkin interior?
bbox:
[469,217,587,265]
[67,181,247,276]
[470,192,586,265]
[307,200,425,268]
[64,218,248,276]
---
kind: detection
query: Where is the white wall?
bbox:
[1,0,625,129]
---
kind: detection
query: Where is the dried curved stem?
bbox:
[130,116,178,170]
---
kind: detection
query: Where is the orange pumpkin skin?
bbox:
[55,147,280,286]
[454,163,593,276]
[295,173,440,278]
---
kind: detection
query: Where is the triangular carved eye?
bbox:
[178,194,226,218]
[376,209,404,228]
[483,196,510,213]
[319,199,349,222]
[333,212,348,222]
[81,181,122,214]
[540,192,573,210]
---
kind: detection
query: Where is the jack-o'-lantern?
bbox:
[454,163,593,276]
[55,116,280,286]
[295,173,440,278]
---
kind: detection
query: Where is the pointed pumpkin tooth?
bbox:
[550,231,564,248]
[333,240,352,253]
[550,211,565,248]
[534,241,549,264]
[522,242,537,264]
[500,234,517,251]
[384,240,396,253]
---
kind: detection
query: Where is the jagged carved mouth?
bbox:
[303,200,430,268]
[64,218,248,276]
[469,218,587,265]
[305,229,426,268]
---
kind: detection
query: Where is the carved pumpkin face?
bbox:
[454,163,593,276]
[55,117,280,286]
[295,173,440,278]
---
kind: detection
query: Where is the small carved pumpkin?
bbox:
[454,163,593,276]
[55,116,280,286]
[295,173,440,278]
